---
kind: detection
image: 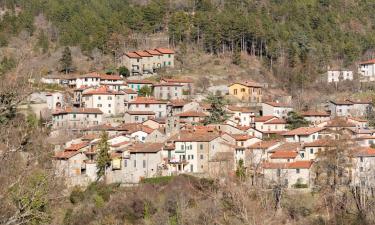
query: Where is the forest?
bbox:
[1,0,375,72]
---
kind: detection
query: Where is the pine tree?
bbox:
[286,111,309,130]
[204,94,228,125]
[232,46,241,65]
[96,132,110,181]
[59,47,73,74]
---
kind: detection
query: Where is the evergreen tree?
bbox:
[232,46,241,65]
[286,111,309,130]
[204,94,228,124]
[59,47,73,74]
[36,30,49,53]
[96,132,110,181]
[235,159,246,181]
[118,66,130,77]
[138,85,152,97]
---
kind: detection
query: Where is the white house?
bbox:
[46,92,64,110]
[283,127,326,143]
[128,97,168,118]
[327,70,353,83]
[52,107,103,130]
[359,59,375,82]
[226,106,255,127]
[352,147,375,187]
[301,111,330,125]
[82,86,125,116]
[328,100,353,117]
[262,102,293,119]
[124,111,155,123]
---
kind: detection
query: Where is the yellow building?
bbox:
[228,81,262,103]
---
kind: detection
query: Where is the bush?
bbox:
[141,176,173,185]
[69,186,84,204]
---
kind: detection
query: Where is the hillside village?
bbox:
[25,47,375,190]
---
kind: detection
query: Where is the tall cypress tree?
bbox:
[59,47,72,74]
[96,132,110,181]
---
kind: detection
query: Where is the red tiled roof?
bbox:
[230,80,262,88]
[248,140,279,149]
[228,134,255,141]
[155,48,174,54]
[359,59,375,65]
[168,100,188,107]
[53,107,103,115]
[128,143,164,153]
[126,79,154,84]
[145,49,163,55]
[303,139,334,147]
[54,150,80,159]
[130,97,166,104]
[176,111,207,117]
[174,132,220,142]
[270,150,298,159]
[79,72,102,78]
[100,74,122,80]
[111,141,130,147]
[264,102,292,107]
[65,142,89,151]
[354,147,375,157]
[125,111,155,115]
[123,88,138,94]
[125,52,141,58]
[271,143,301,152]
[83,86,124,95]
[283,127,325,136]
[264,118,287,124]
[134,51,153,57]
[301,111,330,117]
[116,123,154,134]
[153,83,183,87]
[348,117,368,122]
[255,116,276,122]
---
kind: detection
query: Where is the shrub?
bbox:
[69,186,84,204]
[141,176,173,185]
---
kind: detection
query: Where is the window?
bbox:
[360,157,363,162]
[98,96,101,100]
[310,149,314,154]
[296,169,300,174]
[191,155,194,160]
[97,104,102,107]
[145,104,150,108]
[300,152,304,158]
[234,89,238,95]
[135,116,139,121]
[134,160,137,168]
[124,160,127,167]
[241,88,245,92]
[181,145,184,150]
[108,110,111,114]
[168,54,171,58]
[95,114,97,118]
[73,114,76,119]
[200,154,203,159]
[159,104,162,108]
[142,136,145,141]
[360,167,364,172]
[188,155,190,160]
[143,160,146,168]
[190,164,193,172]
[108,104,111,107]
[86,114,89,118]
[200,144,203,150]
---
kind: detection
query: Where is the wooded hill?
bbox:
[1,0,375,81]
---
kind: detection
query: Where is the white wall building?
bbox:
[262,102,293,119]
[327,70,353,83]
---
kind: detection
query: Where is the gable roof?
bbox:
[354,147,375,157]
[176,111,207,117]
[128,143,164,153]
[264,118,287,124]
[130,97,166,104]
[283,127,325,136]
[359,59,375,65]
[174,131,220,142]
[301,111,330,117]
[134,51,153,57]
[264,102,292,108]
[227,106,254,113]
[161,78,194,83]
[145,49,163,55]
[53,107,103,115]
[126,79,154,84]
[83,86,124,95]
[263,160,313,169]
[155,48,174,54]
[125,52,142,58]
[255,116,277,122]
[270,150,298,159]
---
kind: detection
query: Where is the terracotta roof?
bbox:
[348,117,368,122]
[248,140,279,149]
[128,143,164,153]
[65,142,89,151]
[125,111,155,115]
[354,147,375,157]
[83,124,115,131]
[359,59,375,65]
[230,80,262,88]
[271,143,301,152]
[116,123,154,134]
[264,102,292,107]
[125,52,141,58]
[270,150,298,159]
[130,97,166,104]
[227,106,254,113]
[153,82,183,87]
[145,49,162,55]
[283,127,325,136]
[255,116,276,122]
[301,111,330,117]
[176,111,207,117]
[263,160,313,169]
[126,79,154,84]
[264,118,287,124]
[123,88,138,94]
[161,78,193,83]
[80,134,100,141]
[303,139,334,147]
[155,48,174,54]
[174,132,220,142]
[111,141,130,147]
[100,74,123,80]
[168,100,188,107]
[54,150,80,159]
[53,107,103,115]
[79,72,102,78]
[83,86,124,95]
[134,51,153,57]
[228,134,255,141]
